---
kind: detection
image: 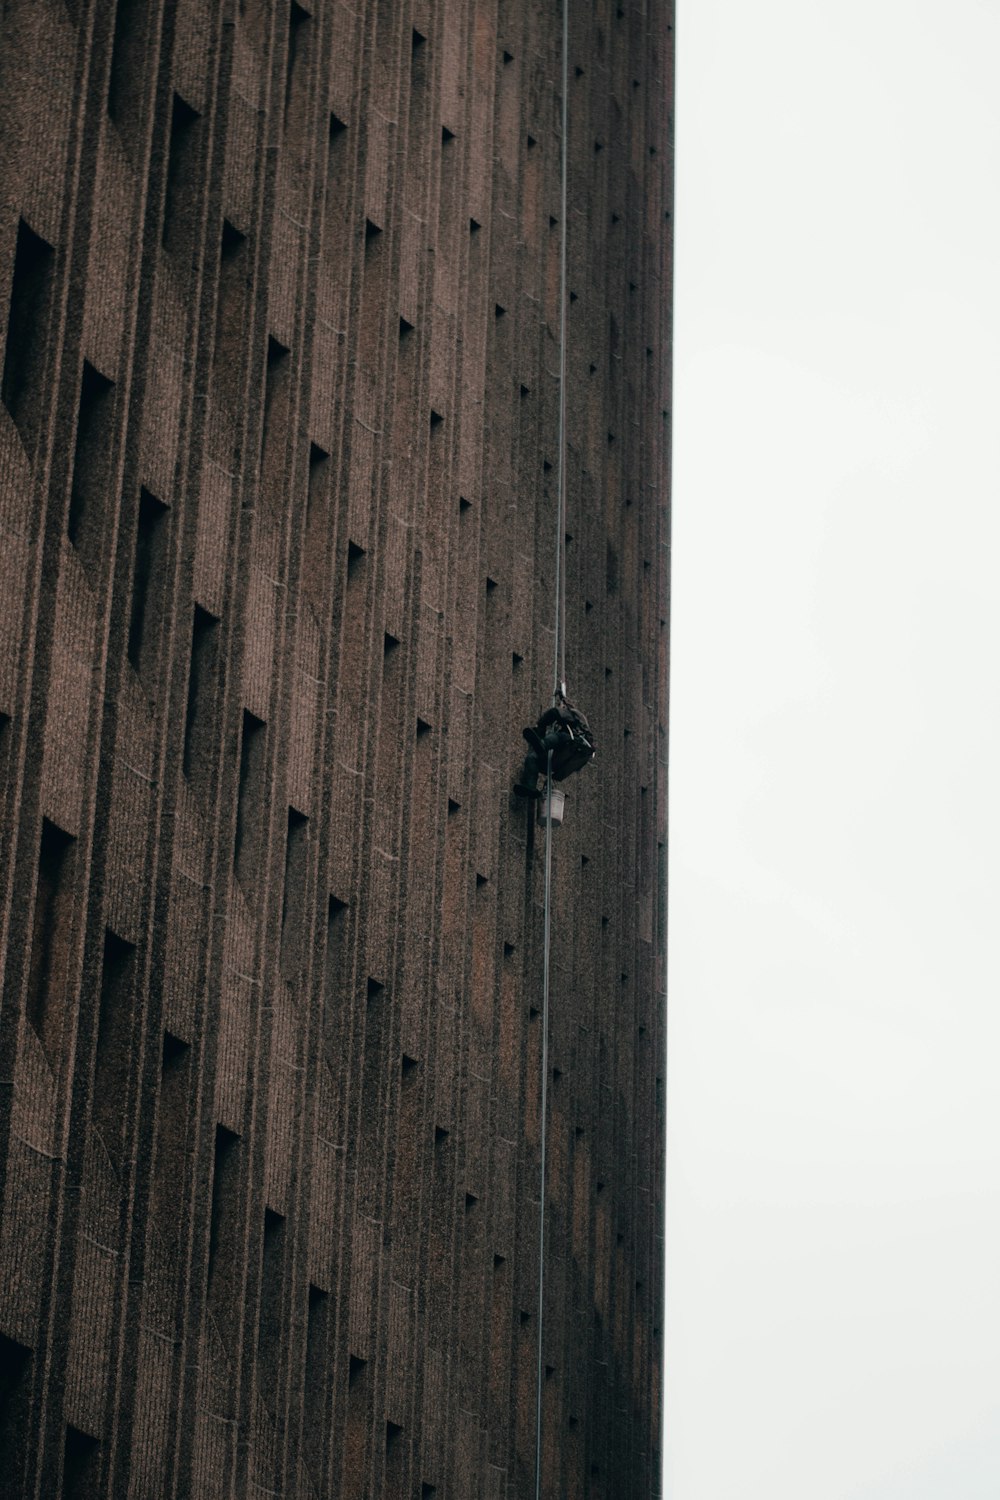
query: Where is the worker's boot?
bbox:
[513,751,543,798]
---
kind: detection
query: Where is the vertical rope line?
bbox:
[537,6,570,1495]
[552,0,570,702]
[535,749,554,1500]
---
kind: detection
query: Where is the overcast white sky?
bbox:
[665,1,1000,1495]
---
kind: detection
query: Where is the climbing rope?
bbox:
[536,4,570,1496]
[535,746,554,1500]
[551,0,570,705]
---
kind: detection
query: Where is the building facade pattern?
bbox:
[0,0,672,1494]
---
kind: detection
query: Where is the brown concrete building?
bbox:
[0,0,672,1495]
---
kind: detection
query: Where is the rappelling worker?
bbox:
[514,688,595,798]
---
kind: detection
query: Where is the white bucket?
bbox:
[537,786,566,827]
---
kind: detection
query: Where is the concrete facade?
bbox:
[0,0,672,1495]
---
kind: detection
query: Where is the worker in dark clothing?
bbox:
[514,691,595,798]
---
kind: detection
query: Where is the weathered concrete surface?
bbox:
[0,0,672,1494]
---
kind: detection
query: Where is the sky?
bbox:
[665,1,1000,1496]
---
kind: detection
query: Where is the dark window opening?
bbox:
[26,820,77,1072]
[260,336,291,474]
[92,930,136,1169]
[213,221,249,406]
[234,710,266,902]
[151,1031,191,1255]
[67,361,115,575]
[322,895,348,1063]
[280,808,309,981]
[162,94,201,255]
[346,540,365,578]
[0,1334,32,1487]
[284,2,310,123]
[257,1208,286,1413]
[207,1125,241,1341]
[324,115,350,267]
[62,1425,100,1500]
[107,0,146,128]
[127,487,168,684]
[303,1285,330,1479]
[343,1350,370,1500]
[302,442,330,610]
[182,605,220,797]
[2,219,55,446]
